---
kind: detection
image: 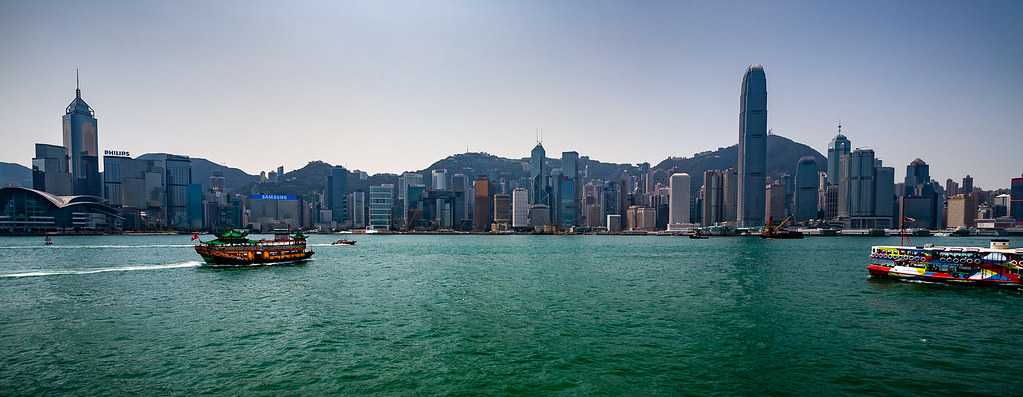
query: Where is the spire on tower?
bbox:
[75,68,81,98]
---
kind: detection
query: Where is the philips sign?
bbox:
[104,150,131,157]
[248,194,298,201]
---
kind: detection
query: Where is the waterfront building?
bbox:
[606,214,622,233]
[404,183,426,229]
[348,191,366,229]
[993,194,1010,219]
[245,194,303,232]
[325,166,349,226]
[368,184,394,231]
[0,187,122,233]
[794,157,819,222]
[32,144,72,196]
[62,76,101,196]
[163,155,193,229]
[187,184,203,230]
[473,176,490,232]
[602,180,621,220]
[765,181,786,224]
[511,188,528,229]
[493,193,511,230]
[450,173,470,229]
[1010,176,1023,222]
[559,151,580,227]
[827,129,851,185]
[669,173,691,227]
[722,168,738,224]
[900,159,941,229]
[530,143,547,205]
[946,194,977,229]
[737,65,767,227]
[528,204,550,230]
[701,170,724,226]
[849,149,876,218]
[626,206,657,231]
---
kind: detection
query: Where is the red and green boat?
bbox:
[868,240,1023,287]
[194,230,314,267]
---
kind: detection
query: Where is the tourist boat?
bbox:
[867,240,1023,287]
[332,239,357,246]
[194,230,314,267]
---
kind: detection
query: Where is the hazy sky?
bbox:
[1,0,1020,187]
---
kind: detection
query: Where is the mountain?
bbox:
[137,153,259,193]
[419,151,639,182]
[0,162,32,188]
[653,134,826,193]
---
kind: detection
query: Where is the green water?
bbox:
[1,235,1020,396]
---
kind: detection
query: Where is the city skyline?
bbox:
[1,1,1021,188]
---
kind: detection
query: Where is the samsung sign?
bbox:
[249,194,298,201]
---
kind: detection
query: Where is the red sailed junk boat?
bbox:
[868,240,1023,287]
[194,230,314,267]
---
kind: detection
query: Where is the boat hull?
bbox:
[194,245,314,267]
[867,264,1022,287]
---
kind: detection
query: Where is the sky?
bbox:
[1,0,1020,188]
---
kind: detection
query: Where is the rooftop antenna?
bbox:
[838,120,842,135]
[75,68,81,98]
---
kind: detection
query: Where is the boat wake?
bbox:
[0,261,202,279]
[0,244,195,250]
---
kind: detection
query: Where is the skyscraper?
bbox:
[946,194,977,228]
[368,184,394,231]
[1010,176,1023,222]
[722,168,738,224]
[794,157,819,222]
[511,187,529,229]
[560,151,579,227]
[961,174,974,194]
[827,128,851,185]
[473,176,490,232]
[432,169,448,191]
[63,74,101,196]
[669,173,691,226]
[701,170,724,226]
[530,143,547,205]
[32,144,72,196]
[325,166,349,225]
[737,65,767,227]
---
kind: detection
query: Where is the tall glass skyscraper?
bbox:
[827,130,850,186]
[737,65,767,227]
[530,143,547,205]
[62,76,101,196]
[794,157,819,222]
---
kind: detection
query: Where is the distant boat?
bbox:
[44,235,53,246]
[332,239,357,246]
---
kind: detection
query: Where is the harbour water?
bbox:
[1,235,1021,395]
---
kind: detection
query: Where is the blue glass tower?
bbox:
[62,72,101,196]
[737,65,767,227]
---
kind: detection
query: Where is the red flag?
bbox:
[191,232,199,241]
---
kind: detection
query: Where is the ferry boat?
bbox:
[868,240,1023,287]
[194,229,314,267]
